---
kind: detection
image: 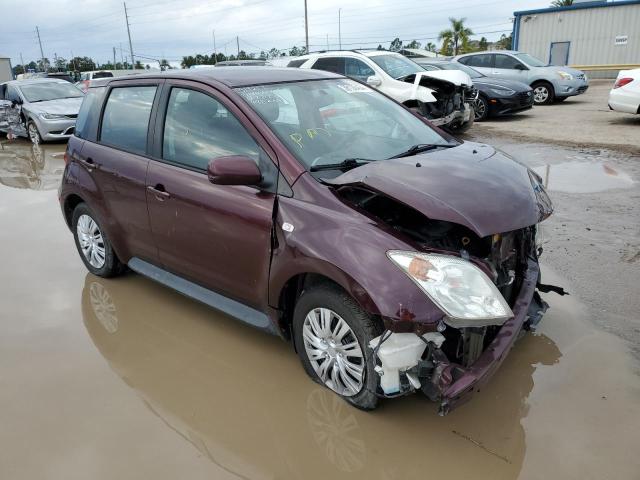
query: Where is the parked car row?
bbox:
[1,50,635,145]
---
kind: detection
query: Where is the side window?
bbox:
[100,86,157,154]
[311,57,345,75]
[6,86,21,103]
[494,54,522,70]
[75,86,106,139]
[162,88,276,188]
[344,58,375,82]
[287,59,306,68]
[464,55,492,68]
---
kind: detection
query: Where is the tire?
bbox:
[474,96,489,121]
[531,82,555,105]
[27,121,42,144]
[445,106,475,134]
[72,203,124,278]
[293,283,383,410]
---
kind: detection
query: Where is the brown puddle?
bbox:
[0,140,66,191]
[81,270,640,480]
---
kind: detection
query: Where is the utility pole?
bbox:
[123,2,134,69]
[236,36,240,57]
[212,30,217,64]
[35,26,45,71]
[20,53,24,68]
[70,50,76,73]
[304,0,309,53]
[338,8,342,50]
[326,34,329,50]
[113,47,116,67]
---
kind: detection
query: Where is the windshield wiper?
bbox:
[309,158,374,172]
[388,143,456,159]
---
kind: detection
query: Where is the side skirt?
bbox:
[128,257,278,335]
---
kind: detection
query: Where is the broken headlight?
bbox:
[387,251,513,327]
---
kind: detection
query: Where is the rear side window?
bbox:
[312,57,345,75]
[100,86,157,154]
[75,86,106,139]
[462,55,492,68]
[287,59,306,68]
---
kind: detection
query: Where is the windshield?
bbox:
[515,53,547,67]
[369,54,423,79]
[437,62,483,79]
[237,78,451,176]
[19,82,84,102]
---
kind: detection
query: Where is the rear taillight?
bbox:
[614,77,633,89]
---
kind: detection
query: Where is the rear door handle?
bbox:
[78,157,99,172]
[147,184,171,201]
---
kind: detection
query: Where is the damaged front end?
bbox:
[401,71,477,132]
[328,154,560,413]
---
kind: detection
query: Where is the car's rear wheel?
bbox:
[72,203,124,277]
[27,121,41,144]
[293,283,382,410]
[474,96,489,121]
[532,82,555,105]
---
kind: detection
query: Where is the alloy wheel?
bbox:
[533,86,549,104]
[76,214,106,268]
[302,308,365,397]
[474,98,486,120]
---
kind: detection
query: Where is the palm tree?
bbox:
[425,42,436,53]
[551,0,573,6]
[438,17,474,56]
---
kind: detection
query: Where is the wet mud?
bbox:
[1,139,639,479]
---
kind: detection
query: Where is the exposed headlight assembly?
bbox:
[557,71,573,80]
[39,112,67,119]
[387,251,513,327]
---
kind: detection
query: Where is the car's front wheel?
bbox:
[474,96,489,121]
[72,203,124,277]
[532,82,555,105]
[27,121,42,144]
[293,283,382,410]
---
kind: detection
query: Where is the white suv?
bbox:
[290,50,475,133]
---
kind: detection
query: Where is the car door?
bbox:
[146,81,278,311]
[80,80,161,263]
[492,54,529,82]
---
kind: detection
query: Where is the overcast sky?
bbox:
[1,0,551,66]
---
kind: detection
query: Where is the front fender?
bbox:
[269,181,446,333]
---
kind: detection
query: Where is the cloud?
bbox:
[1,0,551,66]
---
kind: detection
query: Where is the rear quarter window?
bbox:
[287,59,306,68]
[75,86,106,140]
[100,86,157,154]
[312,57,345,75]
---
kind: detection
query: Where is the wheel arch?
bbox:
[63,193,86,228]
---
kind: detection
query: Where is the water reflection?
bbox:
[0,140,65,190]
[533,161,634,193]
[82,273,561,480]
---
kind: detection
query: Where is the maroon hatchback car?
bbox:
[59,67,556,414]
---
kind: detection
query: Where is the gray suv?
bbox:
[453,50,588,105]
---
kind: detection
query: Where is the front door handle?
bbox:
[147,184,171,201]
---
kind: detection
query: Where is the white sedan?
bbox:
[608,69,640,115]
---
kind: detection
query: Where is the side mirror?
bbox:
[514,63,528,71]
[366,75,382,87]
[207,155,262,186]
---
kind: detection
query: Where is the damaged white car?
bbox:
[289,50,476,133]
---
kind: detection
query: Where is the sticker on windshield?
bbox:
[335,80,371,94]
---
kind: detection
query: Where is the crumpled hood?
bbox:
[325,141,552,237]
[24,97,83,116]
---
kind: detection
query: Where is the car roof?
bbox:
[3,78,69,86]
[458,50,519,56]
[107,66,341,87]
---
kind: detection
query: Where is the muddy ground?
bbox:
[1,84,639,480]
